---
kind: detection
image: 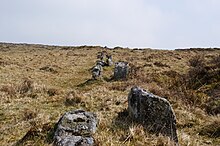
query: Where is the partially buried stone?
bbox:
[128,87,178,143]
[54,109,98,146]
[114,62,129,80]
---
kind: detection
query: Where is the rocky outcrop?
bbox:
[128,87,178,143]
[114,62,129,80]
[54,109,98,146]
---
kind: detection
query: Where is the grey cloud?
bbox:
[0,0,220,49]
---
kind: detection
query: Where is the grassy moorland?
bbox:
[0,43,219,146]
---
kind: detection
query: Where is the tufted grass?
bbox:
[0,43,220,145]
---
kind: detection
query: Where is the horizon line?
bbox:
[0,41,220,51]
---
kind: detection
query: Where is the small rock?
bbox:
[54,109,98,146]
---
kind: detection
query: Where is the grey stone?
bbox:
[128,87,178,143]
[106,55,113,66]
[96,60,106,67]
[55,136,94,146]
[97,51,105,60]
[54,109,98,146]
[114,62,129,80]
[92,64,103,79]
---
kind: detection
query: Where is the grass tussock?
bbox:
[0,84,17,97]
[64,90,82,106]
[199,118,220,138]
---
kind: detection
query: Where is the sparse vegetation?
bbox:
[0,43,220,145]
[64,90,82,106]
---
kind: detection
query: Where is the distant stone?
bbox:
[114,62,129,80]
[128,87,178,143]
[96,60,106,67]
[92,64,103,79]
[54,109,98,146]
[97,51,105,60]
[106,55,113,66]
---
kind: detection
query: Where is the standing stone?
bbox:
[128,87,178,143]
[54,109,98,146]
[96,60,106,67]
[92,64,103,79]
[114,62,129,80]
[106,55,113,66]
[97,51,105,60]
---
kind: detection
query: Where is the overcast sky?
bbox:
[0,0,220,49]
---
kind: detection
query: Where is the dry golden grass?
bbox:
[0,43,220,145]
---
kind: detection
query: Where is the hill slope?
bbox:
[0,43,219,145]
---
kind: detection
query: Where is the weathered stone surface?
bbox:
[96,55,113,67]
[97,51,105,60]
[114,62,129,80]
[128,87,178,143]
[106,55,113,66]
[54,109,98,146]
[96,60,106,67]
[92,64,103,79]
